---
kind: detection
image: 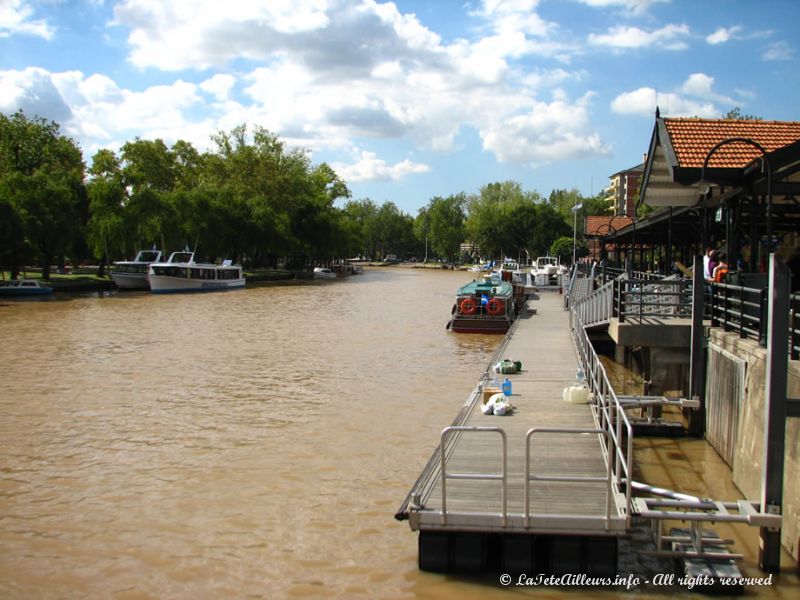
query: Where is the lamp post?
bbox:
[572,201,583,266]
[699,137,773,257]
[700,137,782,573]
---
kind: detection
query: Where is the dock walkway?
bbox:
[398,292,628,538]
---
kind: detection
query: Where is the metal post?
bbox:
[759,254,789,572]
[688,255,706,437]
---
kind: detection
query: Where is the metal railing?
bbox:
[571,278,614,327]
[706,281,800,354]
[570,308,634,526]
[569,275,692,327]
[792,293,800,359]
[439,426,507,526]
[614,278,692,322]
[707,282,767,345]
[524,427,613,528]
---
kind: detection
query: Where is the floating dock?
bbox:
[396,292,631,574]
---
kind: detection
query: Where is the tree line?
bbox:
[1,110,605,278]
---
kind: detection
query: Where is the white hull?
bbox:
[110,272,150,290]
[149,275,245,293]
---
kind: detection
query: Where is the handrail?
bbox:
[615,278,691,322]
[439,426,507,526]
[524,427,612,528]
[569,307,634,526]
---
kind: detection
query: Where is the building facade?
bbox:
[604,162,644,216]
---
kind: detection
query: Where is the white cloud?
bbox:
[476,0,553,37]
[0,1,610,171]
[200,74,236,102]
[480,92,610,164]
[0,67,205,154]
[611,72,740,117]
[331,150,429,182]
[680,73,735,105]
[0,67,72,122]
[610,86,716,117]
[762,41,792,61]
[0,0,54,39]
[576,0,669,15]
[588,23,690,50]
[706,26,742,45]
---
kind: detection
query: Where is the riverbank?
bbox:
[3,268,309,293]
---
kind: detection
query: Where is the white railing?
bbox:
[570,308,634,527]
[439,426,507,526]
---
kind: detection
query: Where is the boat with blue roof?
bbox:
[447,274,518,333]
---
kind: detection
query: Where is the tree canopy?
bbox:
[1,111,610,276]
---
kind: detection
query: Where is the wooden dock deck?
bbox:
[398,292,628,537]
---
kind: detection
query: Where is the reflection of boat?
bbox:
[447,275,516,334]
[0,279,53,296]
[530,256,568,286]
[313,267,337,280]
[110,249,163,289]
[148,252,245,293]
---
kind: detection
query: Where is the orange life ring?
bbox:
[487,298,505,316]
[459,297,478,315]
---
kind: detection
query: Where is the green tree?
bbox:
[549,236,588,265]
[722,107,761,121]
[413,207,431,262]
[427,193,466,263]
[86,149,128,276]
[0,111,85,278]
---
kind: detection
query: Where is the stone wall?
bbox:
[709,329,800,565]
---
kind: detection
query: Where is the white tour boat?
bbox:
[110,249,163,290]
[148,252,245,293]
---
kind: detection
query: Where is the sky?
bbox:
[1,0,799,214]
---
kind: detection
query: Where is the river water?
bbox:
[1,267,795,599]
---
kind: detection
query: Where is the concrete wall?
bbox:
[710,330,800,565]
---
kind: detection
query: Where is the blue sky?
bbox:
[2,0,798,214]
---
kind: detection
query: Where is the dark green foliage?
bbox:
[0,111,85,278]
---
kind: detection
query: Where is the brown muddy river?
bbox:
[1,267,796,599]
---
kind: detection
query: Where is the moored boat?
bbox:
[447,275,516,333]
[0,279,53,296]
[148,252,245,293]
[110,249,163,290]
[530,256,568,286]
[313,267,337,279]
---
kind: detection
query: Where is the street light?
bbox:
[699,137,773,253]
[572,201,583,266]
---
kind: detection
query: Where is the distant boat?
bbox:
[148,252,245,293]
[111,249,163,290]
[0,279,53,296]
[313,267,337,280]
[447,274,517,334]
[530,256,568,286]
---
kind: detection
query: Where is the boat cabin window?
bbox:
[138,251,160,262]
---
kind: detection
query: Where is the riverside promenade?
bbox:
[396,291,629,573]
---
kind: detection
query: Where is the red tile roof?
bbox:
[585,215,632,236]
[664,118,800,168]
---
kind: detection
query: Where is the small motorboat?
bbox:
[313,267,337,280]
[0,279,53,296]
[447,274,516,334]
